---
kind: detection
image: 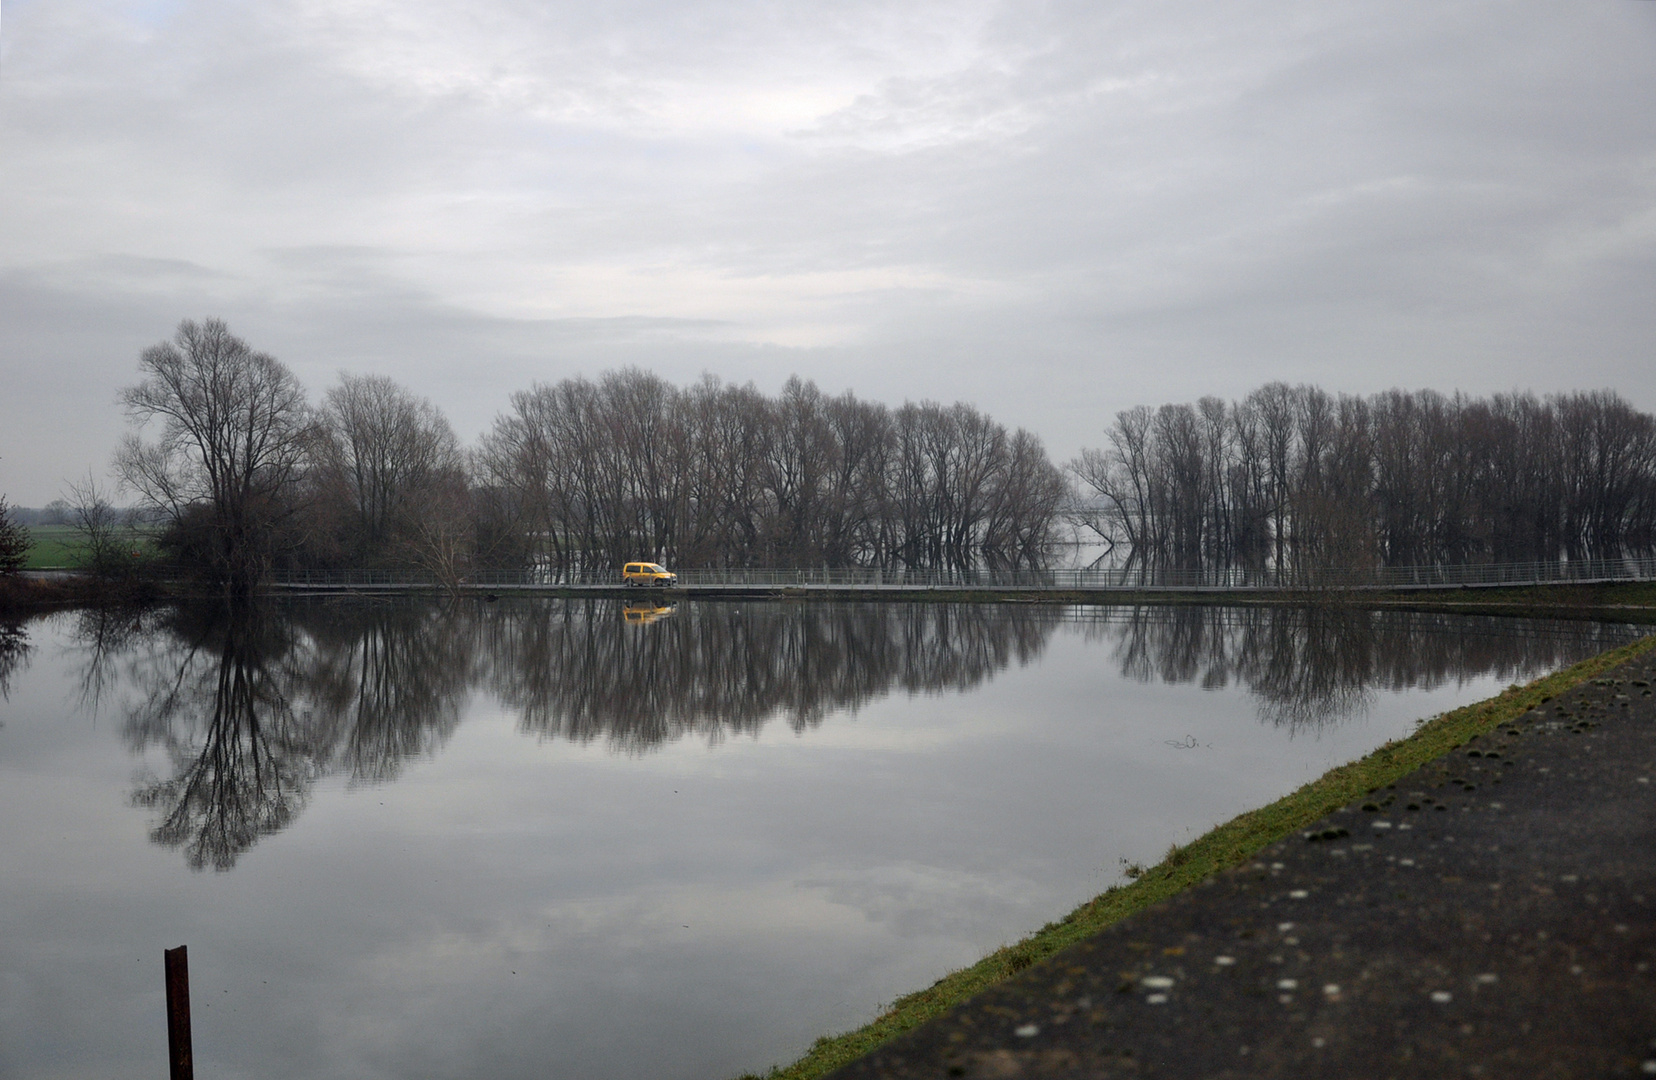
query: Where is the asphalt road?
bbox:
[830,647,1656,1079]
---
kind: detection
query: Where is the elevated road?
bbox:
[267,557,1656,597]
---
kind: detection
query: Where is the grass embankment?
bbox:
[1370,580,1656,617]
[742,632,1656,1080]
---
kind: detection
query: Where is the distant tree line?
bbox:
[1072,384,1656,575]
[87,320,1656,591]
[109,319,1068,592]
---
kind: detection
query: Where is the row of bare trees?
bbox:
[111,319,1067,590]
[477,371,1069,572]
[1072,384,1656,574]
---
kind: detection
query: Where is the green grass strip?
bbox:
[20,524,161,570]
[740,632,1656,1080]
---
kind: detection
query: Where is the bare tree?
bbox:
[1069,406,1154,566]
[115,319,312,594]
[64,472,135,578]
[312,373,464,567]
[983,428,1068,568]
[401,469,475,594]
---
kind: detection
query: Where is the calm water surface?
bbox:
[0,600,1641,1079]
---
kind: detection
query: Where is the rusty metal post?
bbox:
[164,945,193,1080]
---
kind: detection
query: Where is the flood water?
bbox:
[0,599,1643,1079]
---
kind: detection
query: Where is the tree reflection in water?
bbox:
[0,618,29,700]
[69,598,1640,868]
[301,603,474,784]
[76,601,474,870]
[481,600,1055,751]
[118,605,318,870]
[1081,605,1640,733]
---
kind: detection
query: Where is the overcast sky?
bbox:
[2,0,1653,505]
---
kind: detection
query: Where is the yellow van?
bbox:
[621,561,678,587]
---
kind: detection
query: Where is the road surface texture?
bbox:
[829,649,1656,1079]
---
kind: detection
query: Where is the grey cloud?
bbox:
[2,0,1653,505]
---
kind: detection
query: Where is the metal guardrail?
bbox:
[268,556,1656,593]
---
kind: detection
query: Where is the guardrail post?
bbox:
[164,945,192,1080]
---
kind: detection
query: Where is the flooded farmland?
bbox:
[0,599,1642,1079]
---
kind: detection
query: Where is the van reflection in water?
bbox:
[622,601,676,625]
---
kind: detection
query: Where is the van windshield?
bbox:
[646,564,667,573]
